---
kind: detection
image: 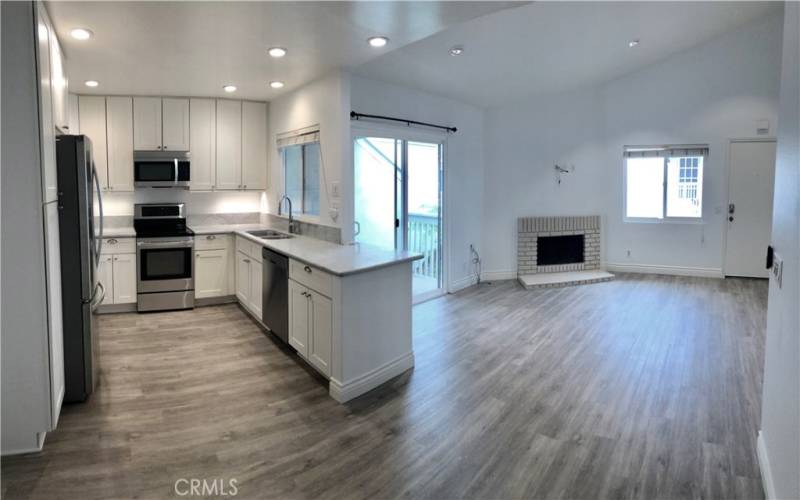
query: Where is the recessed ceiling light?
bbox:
[628,39,640,48]
[449,46,464,56]
[269,81,285,89]
[268,47,287,58]
[84,80,99,87]
[223,85,237,93]
[368,36,389,48]
[70,28,93,40]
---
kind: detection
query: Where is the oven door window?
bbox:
[140,248,192,280]
[135,162,176,182]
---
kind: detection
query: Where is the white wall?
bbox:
[350,75,485,290]
[481,12,784,278]
[266,70,350,231]
[99,190,264,216]
[758,3,799,499]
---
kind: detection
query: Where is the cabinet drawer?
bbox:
[236,235,260,259]
[196,233,229,251]
[289,259,332,297]
[100,237,135,254]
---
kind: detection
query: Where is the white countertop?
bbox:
[102,223,422,276]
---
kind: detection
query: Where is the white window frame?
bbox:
[281,143,319,216]
[623,145,708,224]
[277,126,321,222]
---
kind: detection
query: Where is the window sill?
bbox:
[624,217,705,225]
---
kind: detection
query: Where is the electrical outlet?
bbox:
[772,253,783,288]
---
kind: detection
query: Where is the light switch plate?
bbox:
[772,253,783,288]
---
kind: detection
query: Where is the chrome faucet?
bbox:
[278,195,298,234]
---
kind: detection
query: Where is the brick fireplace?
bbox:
[517,216,611,288]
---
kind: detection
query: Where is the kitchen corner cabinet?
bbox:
[235,237,263,317]
[216,100,267,191]
[241,101,268,190]
[189,98,216,190]
[106,97,134,191]
[98,238,136,304]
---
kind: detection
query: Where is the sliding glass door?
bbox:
[354,135,444,301]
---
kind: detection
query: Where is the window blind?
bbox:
[277,126,320,148]
[624,145,709,158]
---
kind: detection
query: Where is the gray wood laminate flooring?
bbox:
[2,274,768,499]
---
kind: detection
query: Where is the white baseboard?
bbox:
[757,431,777,500]
[449,275,478,293]
[606,262,724,278]
[329,351,414,403]
[479,270,517,282]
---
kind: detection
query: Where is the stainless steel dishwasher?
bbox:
[262,247,289,343]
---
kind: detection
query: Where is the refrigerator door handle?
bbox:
[89,281,105,310]
[92,164,104,266]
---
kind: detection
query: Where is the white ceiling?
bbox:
[355,1,783,107]
[46,1,521,101]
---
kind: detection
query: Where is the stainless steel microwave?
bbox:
[133,151,190,188]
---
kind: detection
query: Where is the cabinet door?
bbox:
[97,255,114,305]
[133,97,162,150]
[78,96,108,190]
[215,99,242,190]
[241,101,267,190]
[36,8,58,203]
[189,98,216,190]
[235,251,251,304]
[308,291,332,377]
[249,257,263,318]
[112,253,137,304]
[106,97,134,192]
[288,280,309,356]
[49,28,69,132]
[44,201,64,425]
[162,98,190,151]
[195,248,228,299]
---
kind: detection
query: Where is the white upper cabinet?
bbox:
[215,99,242,190]
[189,98,216,190]
[162,98,190,151]
[77,96,108,190]
[133,97,162,151]
[105,97,134,191]
[241,101,268,191]
[35,6,58,203]
[49,29,68,132]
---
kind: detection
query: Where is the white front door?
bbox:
[725,140,777,278]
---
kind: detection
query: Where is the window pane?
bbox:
[626,157,664,218]
[303,143,320,216]
[666,156,703,217]
[283,145,303,209]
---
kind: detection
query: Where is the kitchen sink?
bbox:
[247,229,294,240]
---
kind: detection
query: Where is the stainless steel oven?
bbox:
[134,203,195,311]
[134,151,190,188]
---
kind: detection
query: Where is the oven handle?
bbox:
[137,240,194,249]
[174,158,178,182]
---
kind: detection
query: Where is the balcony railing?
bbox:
[408,213,440,279]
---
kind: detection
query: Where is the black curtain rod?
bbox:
[350,111,457,133]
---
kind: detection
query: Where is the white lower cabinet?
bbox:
[288,277,332,377]
[98,237,136,305]
[195,248,228,299]
[235,242,262,318]
[112,254,137,304]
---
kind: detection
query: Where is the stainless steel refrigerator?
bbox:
[56,135,104,403]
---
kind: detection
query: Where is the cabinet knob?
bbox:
[207,235,216,240]
[244,258,250,263]
[243,185,247,189]
[304,265,312,273]
[163,146,168,150]
[196,253,200,257]
[108,238,117,244]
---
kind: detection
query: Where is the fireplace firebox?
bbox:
[537,234,584,266]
